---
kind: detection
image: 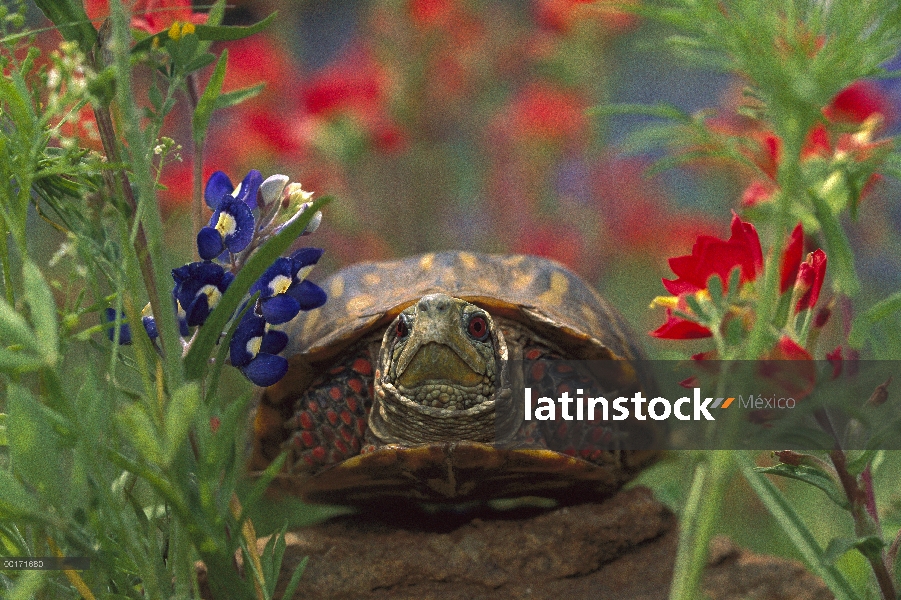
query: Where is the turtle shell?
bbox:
[253,251,658,504]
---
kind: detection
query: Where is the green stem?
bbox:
[0,230,14,306]
[829,450,897,600]
[106,0,184,388]
[188,72,204,264]
[670,361,736,600]
[746,129,802,359]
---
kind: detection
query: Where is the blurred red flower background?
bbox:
[56,0,900,355]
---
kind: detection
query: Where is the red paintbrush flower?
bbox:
[84,0,207,35]
[649,308,713,340]
[662,212,763,296]
[779,223,804,294]
[793,249,827,313]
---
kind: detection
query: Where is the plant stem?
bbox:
[0,230,14,306]
[670,364,736,600]
[829,449,897,600]
[188,72,204,263]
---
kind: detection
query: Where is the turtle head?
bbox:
[369,293,514,444]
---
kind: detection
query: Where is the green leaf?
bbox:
[0,76,35,139]
[32,0,98,55]
[588,102,693,122]
[22,261,59,366]
[706,274,724,305]
[0,413,6,447]
[845,449,884,477]
[808,191,860,296]
[136,12,280,54]
[183,52,217,74]
[823,537,861,565]
[0,349,45,374]
[683,294,707,320]
[192,50,229,143]
[162,383,201,466]
[183,196,332,381]
[740,455,861,600]
[0,299,38,353]
[117,404,163,465]
[215,84,266,111]
[756,464,849,509]
[0,470,43,521]
[848,291,901,348]
[7,384,66,509]
[282,556,308,600]
[193,12,278,42]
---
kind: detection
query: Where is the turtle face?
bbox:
[388,294,497,409]
[368,293,512,444]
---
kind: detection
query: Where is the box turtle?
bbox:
[251,251,659,505]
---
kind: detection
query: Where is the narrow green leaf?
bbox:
[588,102,693,122]
[808,191,860,296]
[193,12,278,42]
[848,291,901,348]
[823,537,862,565]
[0,349,45,373]
[706,274,724,305]
[0,76,34,138]
[740,456,861,600]
[7,385,66,509]
[0,470,43,521]
[22,261,59,365]
[0,413,6,447]
[207,0,227,27]
[32,0,98,55]
[683,294,707,320]
[845,449,884,477]
[282,556,308,600]
[117,404,163,465]
[0,299,38,353]
[192,50,229,143]
[756,464,849,509]
[162,382,201,466]
[183,196,332,381]
[183,52,217,74]
[215,84,266,111]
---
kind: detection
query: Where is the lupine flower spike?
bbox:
[108,170,327,387]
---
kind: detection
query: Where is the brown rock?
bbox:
[199,487,832,600]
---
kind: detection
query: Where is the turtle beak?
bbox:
[393,294,490,387]
[397,342,483,388]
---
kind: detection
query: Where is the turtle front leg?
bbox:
[283,346,375,471]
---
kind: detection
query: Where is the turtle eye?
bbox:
[467,314,489,341]
[395,316,410,339]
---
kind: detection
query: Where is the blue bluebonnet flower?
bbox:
[205,170,263,210]
[172,261,235,327]
[197,170,263,260]
[105,307,163,343]
[197,196,257,260]
[249,248,327,324]
[141,303,160,340]
[104,308,133,344]
[229,313,290,386]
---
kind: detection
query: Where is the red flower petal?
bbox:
[662,213,763,295]
[649,310,712,340]
[779,223,804,293]
[760,336,815,399]
[824,81,892,125]
[794,249,827,312]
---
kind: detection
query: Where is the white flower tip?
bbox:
[260,174,290,205]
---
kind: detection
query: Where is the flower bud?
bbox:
[792,249,827,313]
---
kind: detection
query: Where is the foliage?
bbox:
[615,1,901,598]
[0,1,325,597]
